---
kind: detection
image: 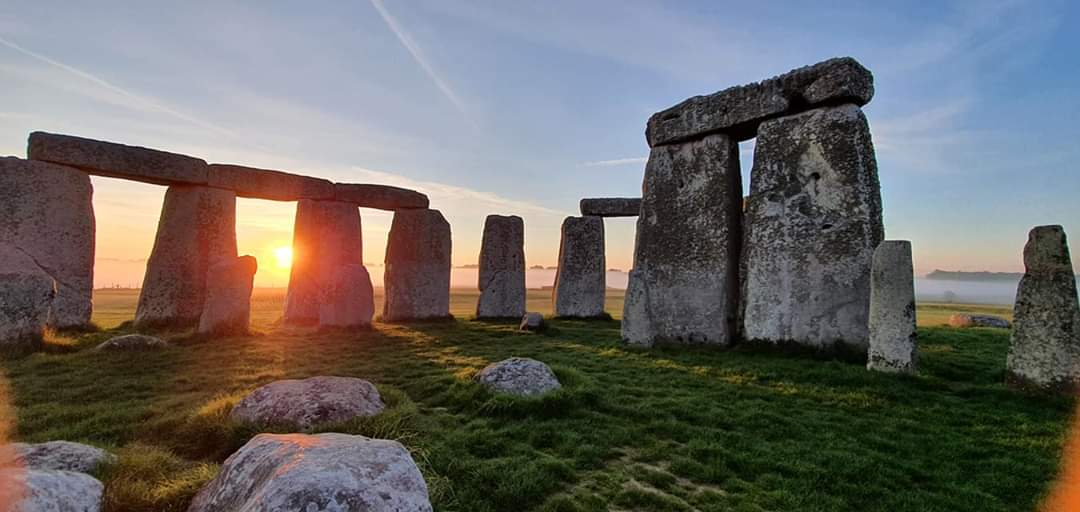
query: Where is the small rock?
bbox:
[948,313,1011,329]
[519,312,545,332]
[0,468,103,512]
[5,441,114,473]
[230,376,385,429]
[474,357,561,396]
[187,433,432,512]
[96,334,168,351]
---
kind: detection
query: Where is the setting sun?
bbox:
[273,246,293,269]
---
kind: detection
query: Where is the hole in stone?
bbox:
[821,223,833,231]
[809,172,821,181]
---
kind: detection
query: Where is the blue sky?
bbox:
[1,0,1077,286]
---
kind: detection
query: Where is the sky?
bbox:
[1,0,1077,288]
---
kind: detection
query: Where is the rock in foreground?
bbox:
[96,334,168,351]
[230,376,385,429]
[0,468,103,512]
[5,441,114,473]
[188,433,432,512]
[474,358,561,396]
[948,314,1011,329]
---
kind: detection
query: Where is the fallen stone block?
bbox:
[622,134,742,346]
[198,256,257,336]
[383,209,452,322]
[334,183,430,210]
[207,164,334,201]
[0,468,103,512]
[741,104,883,355]
[231,376,385,429]
[477,215,526,319]
[318,264,375,328]
[135,185,237,328]
[1007,225,1080,392]
[0,157,95,329]
[646,57,874,146]
[579,197,641,217]
[553,216,605,318]
[188,433,431,512]
[284,200,363,325]
[867,241,918,374]
[28,131,208,186]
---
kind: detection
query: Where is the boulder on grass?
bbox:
[95,334,168,351]
[948,313,1011,329]
[519,312,545,332]
[474,357,561,396]
[188,433,432,512]
[5,441,114,473]
[0,468,103,512]
[230,376,385,430]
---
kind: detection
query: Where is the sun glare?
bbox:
[274,246,293,269]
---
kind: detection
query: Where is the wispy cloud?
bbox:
[580,157,648,167]
[0,35,245,143]
[369,0,471,124]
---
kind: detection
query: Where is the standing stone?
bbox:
[477,215,526,319]
[318,264,375,328]
[741,104,883,355]
[1006,226,1080,392]
[198,256,257,336]
[622,134,742,346]
[0,157,94,328]
[283,200,363,325]
[867,241,918,374]
[135,186,237,328]
[0,244,55,347]
[552,216,605,318]
[383,209,452,322]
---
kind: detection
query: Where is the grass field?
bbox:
[0,289,1071,511]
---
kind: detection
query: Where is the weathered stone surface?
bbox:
[28,131,208,186]
[5,441,114,474]
[231,376,384,429]
[646,57,874,146]
[519,312,545,332]
[741,104,883,354]
[135,186,237,328]
[318,264,375,328]
[334,183,430,210]
[383,209,452,322]
[553,216,605,318]
[0,468,103,512]
[0,244,55,347]
[622,134,742,346]
[867,241,918,374]
[1006,226,1080,391]
[188,433,431,512]
[0,157,95,328]
[579,198,641,217]
[477,215,526,319]
[948,314,1011,329]
[198,256,257,336]
[284,200,363,325]
[95,334,168,351]
[207,164,334,201]
[474,357,561,396]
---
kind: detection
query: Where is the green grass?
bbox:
[0,289,1072,511]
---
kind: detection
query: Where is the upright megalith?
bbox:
[477,215,526,318]
[135,185,237,328]
[553,216,605,318]
[383,209,452,322]
[741,104,883,354]
[319,263,375,328]
[1006,226,1080,391]
[283,200,363,325]
[198,255,257,336]
[0,244,55,347]
[867,241,917,374]
[0,157,95,328]
[622,134,743,346]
